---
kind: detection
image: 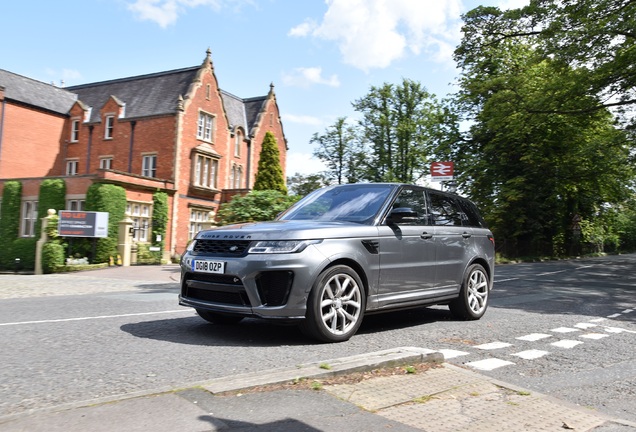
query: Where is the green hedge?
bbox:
[85,183,127,263]
[35,179,66,236]
[0,181,22,269]
[42,242,65,274]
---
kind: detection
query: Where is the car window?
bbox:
[457,199,486,228]
[388,188,429,225]
[428,191,463,226]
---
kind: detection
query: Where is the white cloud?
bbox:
[497,0,530,10]
[292,0,464,71]
[282,113,324,127]
[282,67,340,88]
[127,0,252,28]
[285,151,327,176]
[288,19,317,37]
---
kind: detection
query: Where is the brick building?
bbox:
[0,49,287,259]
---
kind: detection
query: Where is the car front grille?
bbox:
[192,239,251,256]
[182,273,251,307]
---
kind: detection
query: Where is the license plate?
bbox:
[193,260,225,274]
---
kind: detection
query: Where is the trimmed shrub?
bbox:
[42,242,65,274]
[11,238,37,271]
[85,183,127,263]
[152,191,168,256]
[36,179,66,236]
[0,181,22,269]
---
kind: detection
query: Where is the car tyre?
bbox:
[300,265,366,343]
[196,309,244,324]
[449,263,489,320]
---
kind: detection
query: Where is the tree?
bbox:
[286,172,329,197]
[452,11,635,257]
[353,78,446,183]
[311,117,364,184]
[216,190,299,225]
[253,131,287,194]
[457,1,636,129]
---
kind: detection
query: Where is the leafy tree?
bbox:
[452,11,635,257]
[311,117,364,184]
[353,78,446,183]
[286,172,329,197]
[216,190,299,225]
[254,131,287,194]
[457,1,636,129]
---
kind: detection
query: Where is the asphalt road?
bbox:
[0,254,634,423]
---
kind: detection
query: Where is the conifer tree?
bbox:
[253,131,287,194]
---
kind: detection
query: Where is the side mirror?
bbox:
[387,207,418,225]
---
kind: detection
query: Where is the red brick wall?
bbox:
[249,97,287,188]
[0,101,66,179]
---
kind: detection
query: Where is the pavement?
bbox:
[1,265,635,432]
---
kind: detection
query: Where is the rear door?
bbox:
[427,191,472,292]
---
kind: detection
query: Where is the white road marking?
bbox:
[516,333,552,341]
[589,318,607,323]
[474,341,512,350]
[579,333,609,340]
[551,340,583,349]
[0,310,192,327]
[574,323,597,329]
[437,349,470,359]
[466,358,515,371]
[512,349,550,360]
[607,313,622,318]
[551,327,579,333]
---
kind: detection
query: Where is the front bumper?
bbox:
[179,246,328,320]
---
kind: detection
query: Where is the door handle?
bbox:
[420,232,433,239]
[462,232,472,238]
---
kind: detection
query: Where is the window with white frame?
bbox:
[234,131,241,157]
[67,199,85,211]
[127,202,151,242]
[66,159,79,176]
[104,115,114,139]
[197,111,214,142]
[142,154,157,178]
[189,209,211,240]
[99,157,113,170]
[230,164,242,189]
[193,154,218,189]
[71,120,80,142]
[21,200,38,237]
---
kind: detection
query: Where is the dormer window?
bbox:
[104,115,114,139]
[197,111,214,142]
[70,120,80,142]
[234,131,241,157]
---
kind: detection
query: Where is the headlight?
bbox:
[248,240,322,254]
[186,240,197,252]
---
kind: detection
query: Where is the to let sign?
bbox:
[58,211,109,238]
[430,162,454,181]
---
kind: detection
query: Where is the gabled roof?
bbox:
[0,69,77,115]
[66,67,200,122]
[221,90,267,135]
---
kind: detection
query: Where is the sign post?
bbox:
[430,162,454,182]
[58,211,109,238]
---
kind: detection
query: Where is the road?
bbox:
[0,255,634,423]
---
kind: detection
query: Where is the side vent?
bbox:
[361,240,379,254]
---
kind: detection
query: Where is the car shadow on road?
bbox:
[120,306,454,347]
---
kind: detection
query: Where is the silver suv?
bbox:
[180,183,495,342]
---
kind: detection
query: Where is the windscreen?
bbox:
[279,185,393,224]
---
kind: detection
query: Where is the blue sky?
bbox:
[1,0,526,176]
